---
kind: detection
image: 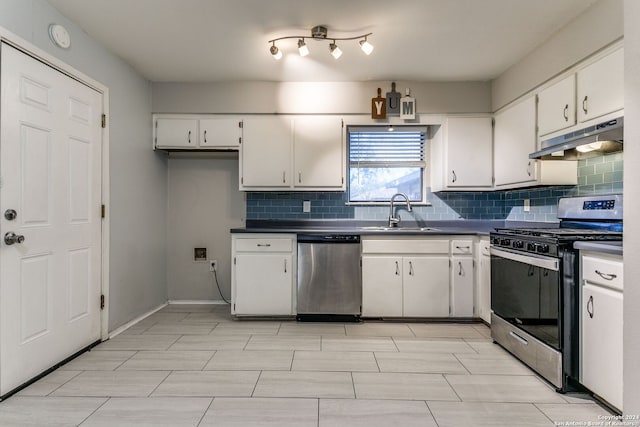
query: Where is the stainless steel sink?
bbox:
[359,226,440,232]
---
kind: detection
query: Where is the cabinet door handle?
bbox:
[582,95,588,115]
[527,161,532,177]
[563,104,569,122]
[256,243,271,247]
[452,170,457,183]
[395,261,400,276]
[188,130,192,143]
[282,171,286,183]
[298,172,302,183]
[284,259,287,273]
[409,261,414,276]
[458,261,463,276]
[204,130,207,143]
[595,270,617,281]
[587,295,594,319]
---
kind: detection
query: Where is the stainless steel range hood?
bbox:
[529,116,623,160]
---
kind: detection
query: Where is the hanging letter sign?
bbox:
[386,82,400,116]
[400,88,416,120]
[371,88,386,119]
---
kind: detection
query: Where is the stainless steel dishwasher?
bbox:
[296,234,361,321]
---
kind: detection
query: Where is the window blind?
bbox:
[349,127,426,165]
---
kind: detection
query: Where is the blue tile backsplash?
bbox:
[246,152,623,223]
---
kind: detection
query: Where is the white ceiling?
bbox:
[47,0,599,83]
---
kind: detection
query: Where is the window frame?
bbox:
[346,125,429,205]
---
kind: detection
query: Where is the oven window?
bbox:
[491,256,560,350]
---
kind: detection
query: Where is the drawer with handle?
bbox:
[235,237,294,252]
[582,254,623,291]
[451,239,473,255]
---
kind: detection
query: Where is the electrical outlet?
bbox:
[209,260,217,272]
[524,198,531,212]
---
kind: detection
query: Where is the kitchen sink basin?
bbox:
[359,226,440,232]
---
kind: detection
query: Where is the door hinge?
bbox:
[101,114,106,128]
[342,177,344,184]
[240,177,244,185]
[100,294,105,310]
[101,204,106,218]
[239,137,242,145]
[491,118,495,128]
[239,121,243,128]
[233,257,236,265]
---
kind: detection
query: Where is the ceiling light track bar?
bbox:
[268,25,374,59]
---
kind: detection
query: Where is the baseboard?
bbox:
[167,299,229,305]
[108,302,168,339]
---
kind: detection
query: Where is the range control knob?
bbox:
[500,238,511,246]
[537,244,550,254]
[512,240,524,249]
[527,242,537,252]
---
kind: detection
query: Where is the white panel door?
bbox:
[0,44,102,396]
[451,257,474,317]
[403,256,450,317]
[199,117,241,148]
[293,116,344,188]
[537,75,576,136]
[577,48,624,123]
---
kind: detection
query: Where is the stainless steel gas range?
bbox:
[490,195,622,392]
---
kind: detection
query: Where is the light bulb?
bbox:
[576,141,605,153]
[270,44,282,60]
[329,42,342,59]
[298,39,309,57]
[360,38,374,55]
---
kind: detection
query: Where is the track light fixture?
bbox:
[268,25,373,60]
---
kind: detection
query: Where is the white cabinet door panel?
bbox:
[200,118,241,148]
[446,117,493,187]
[403,257,450,317]
[494,97,537,187]
[362,256,403,317]
[293,116,343,188]
[156,118,197,148]
[234,253,293,315]
[577,48,624,123]
[581,282,623,410]
[538,75,576,136]
[241,117,292,187]
[451,257,474,317]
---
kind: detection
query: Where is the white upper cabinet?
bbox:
[293,116,344,188]
[493,97,537,187]
[537,75,576,136]
[154,115,241,150]
[155,118,198,148]
[240,115,345,191]
[240,116,292,188]
[577,47,624,123]
[199,118,242,148]
[444,117,493,189]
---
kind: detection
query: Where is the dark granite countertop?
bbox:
[574,241,623,256]
[230,219,556,236]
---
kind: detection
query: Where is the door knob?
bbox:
[4,209,17,221]
[4,232,25,245]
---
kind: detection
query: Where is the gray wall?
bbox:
[624,0,640,414]
[0,0,168,330]
[152,81,492,114]
[167,156,244,301]
[491,0,623,110]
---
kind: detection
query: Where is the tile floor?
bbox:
[0,304,615,426]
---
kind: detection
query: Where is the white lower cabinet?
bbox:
[403,257,450,317]
[361,256,404,317]
[231,234,296,316]
[361,237,474,318]
[580,251,623,411]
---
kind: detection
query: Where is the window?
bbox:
[348,126,427,203]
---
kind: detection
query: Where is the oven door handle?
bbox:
[490,247,559,271]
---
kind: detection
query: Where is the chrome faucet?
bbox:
[388,193,413,227]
